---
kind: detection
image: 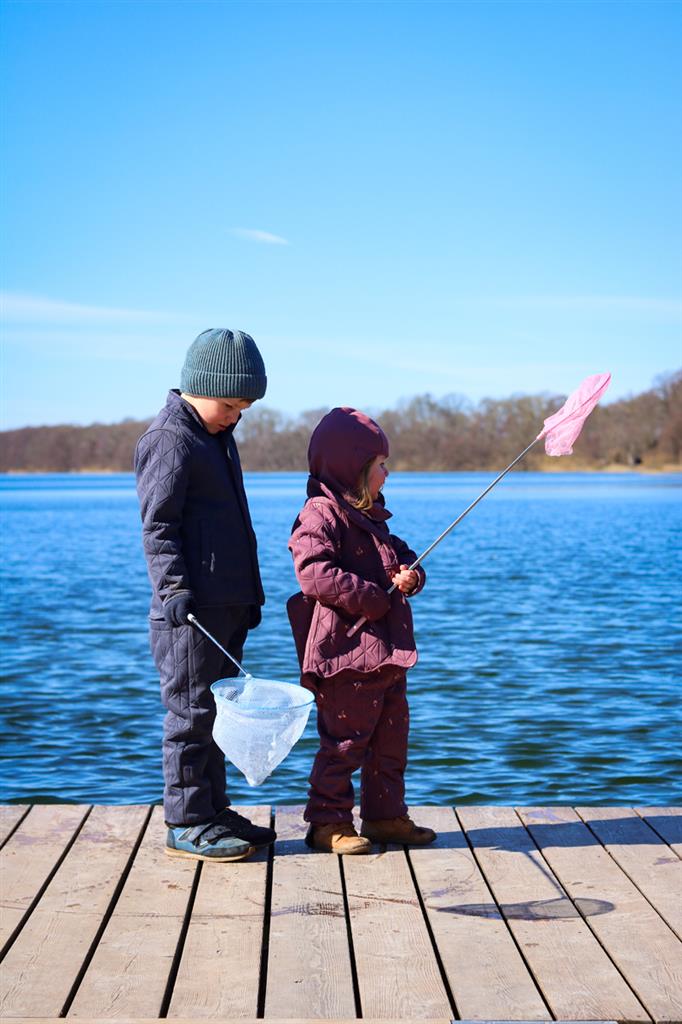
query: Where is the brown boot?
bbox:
[305,822,372,854]
[361,814,437,846]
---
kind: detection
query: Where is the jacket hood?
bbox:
[308,407,389,494]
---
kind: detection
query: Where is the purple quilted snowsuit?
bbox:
[288,408,425,824]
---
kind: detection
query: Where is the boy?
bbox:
[135,328,276,861]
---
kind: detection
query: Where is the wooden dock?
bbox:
[0,804,680,1023]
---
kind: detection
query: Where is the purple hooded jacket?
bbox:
[288,408,425,679]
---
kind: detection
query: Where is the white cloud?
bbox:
[230,228,290,246]
[0,291,178,326]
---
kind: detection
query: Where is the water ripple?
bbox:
[1,471,680,806]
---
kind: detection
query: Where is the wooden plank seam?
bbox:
[0,804,94,963]
[255,812,276,1018]
[509,807,653,1022]
[451,806,552,1017]
[633,807,682,860]
[512,808,660,1022]
[457,806,652,1021]
[59,804,155,1017]
[577,811,682,944]
[157,856,203,1018]
[405,845,459,1018]
[0,806,31,852]
[337,852,365,1019]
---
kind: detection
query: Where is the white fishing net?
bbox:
[211,676,314,786]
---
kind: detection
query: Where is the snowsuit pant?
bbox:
[150,605,250,826]
[302,665,409,825]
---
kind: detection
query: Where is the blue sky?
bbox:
[1,0,680,429]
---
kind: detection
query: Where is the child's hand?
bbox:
[392,564,419,594]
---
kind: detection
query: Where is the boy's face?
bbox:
[367,454,389,499]
[182,394,253,434]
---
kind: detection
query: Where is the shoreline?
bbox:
[2,463,681,476]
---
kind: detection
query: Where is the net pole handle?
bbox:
[345,435,543,639]
[187,613,250,677]
[346,581,398,639]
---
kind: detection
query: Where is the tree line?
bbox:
[1,370,680,473]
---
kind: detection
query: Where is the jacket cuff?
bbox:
[361,585,392,621]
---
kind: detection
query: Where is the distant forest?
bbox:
[1,370,680,473]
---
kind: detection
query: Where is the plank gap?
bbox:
[633,807,682,860]
[452,806,554,1020]
[576,810,682,944]
[256,809,276,1019]
[511,808,652,1024]
[0,804,94,964]
[338,852,364,1020]
[58,804,154,1018]
[157,858,203,1018]
[405,846,459,1020]
[0,805,32,851]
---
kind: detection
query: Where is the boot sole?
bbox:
[361,835,437,846]
[165,845,255,862]
[310,842,373,854]
[313,847,372,855]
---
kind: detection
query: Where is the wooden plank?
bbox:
[0,804,90,952]
[519,806,682,1023]
[168,805,271,1018]
[67,806,196,1017]
[635,807,682,857]
[343,829,452,1018]
[576,805,682,938]
[456,805,649,1022]
[0,1019,454,1024]
[0,1019,617,1024]
[0,805,31,847]
[0,805,150,1018]
[0,1019,620,1024]
[0,1019,457,1024]
[263,805,356,1019]
[408,805,549,1020]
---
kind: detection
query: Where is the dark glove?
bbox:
[163,592,197,627]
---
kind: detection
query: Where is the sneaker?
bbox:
[360,814,437,846]
[305,822,372,855]
[166,821,254,862]
[213,807,277,847]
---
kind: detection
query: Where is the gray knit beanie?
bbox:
[180,328,267,400]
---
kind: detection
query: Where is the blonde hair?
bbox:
[348,457,377,512]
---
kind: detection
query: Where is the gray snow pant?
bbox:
[150,605,250,826]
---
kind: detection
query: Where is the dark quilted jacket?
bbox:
[135,390,264,619]
[289,479,425,678]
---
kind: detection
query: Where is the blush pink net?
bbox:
[537,372,611,456]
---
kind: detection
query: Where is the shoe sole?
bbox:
[361,835,437,845]
[165,845,255,862]
[310,843,373,854]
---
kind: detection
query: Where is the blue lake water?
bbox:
[1,471,680,807]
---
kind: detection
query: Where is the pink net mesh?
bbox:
[537,372,611,456]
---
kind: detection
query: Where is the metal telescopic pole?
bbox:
[187,613,252,678]
[346,434,543,638]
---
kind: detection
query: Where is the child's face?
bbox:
[183,394,253,434]
[366,455,389,499]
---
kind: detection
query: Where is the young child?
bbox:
[135,328,276,861]
[288,407,437,853]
